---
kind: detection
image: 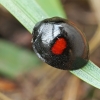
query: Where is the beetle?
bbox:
[32,17,89,70]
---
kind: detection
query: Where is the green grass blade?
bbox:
[36,0,66,18]
[0,0,48,33]
[71,61,100,89]
[0,40,40,78]
[0,0,100,88]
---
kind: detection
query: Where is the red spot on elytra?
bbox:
[51,38,67,55]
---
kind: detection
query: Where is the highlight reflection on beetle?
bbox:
[32,17,89,70]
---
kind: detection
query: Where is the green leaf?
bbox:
[0,0,48,33]
[36,0,66,18]
[71,61,100,89]
[0,39,40,78]
[0,0,100,88]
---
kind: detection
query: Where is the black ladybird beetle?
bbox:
[32,17,89,70]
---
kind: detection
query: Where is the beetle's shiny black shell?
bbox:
[32,17,89,70]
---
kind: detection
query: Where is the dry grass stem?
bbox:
[63,76,80,100]
[0,92,12,100]
[89,0,100,54]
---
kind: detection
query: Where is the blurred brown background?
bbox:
[0,0,100,100]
